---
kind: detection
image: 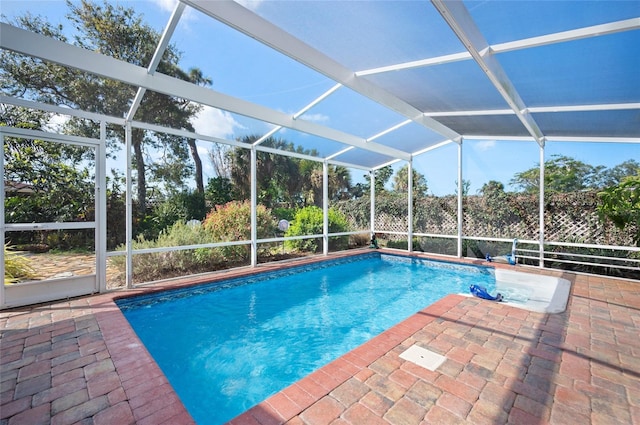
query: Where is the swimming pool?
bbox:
[116,253,496,424]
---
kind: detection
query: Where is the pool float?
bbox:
[470,284,503,302]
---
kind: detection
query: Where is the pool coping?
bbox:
[2,248,639,425]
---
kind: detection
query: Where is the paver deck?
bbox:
[1,250,639,425]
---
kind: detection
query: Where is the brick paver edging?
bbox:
[90,296,195,424]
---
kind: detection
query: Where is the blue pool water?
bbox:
[117,253,495,424]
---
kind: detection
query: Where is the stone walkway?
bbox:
[22,253,97,280]
[19,253,124,289]
[1,251,639,425]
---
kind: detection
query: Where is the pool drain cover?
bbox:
[399,345,446,371]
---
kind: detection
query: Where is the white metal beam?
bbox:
[125,122,133,289]
[370,171,375,235]
[431,0,545,146]
[126,1,186,121]
[356,18,640,76]
[97,121,107,292]
[250,146,257,267]
[323,160,329,256]
[329,158,369,172]
[1,134,5,308]
[463,134,640,144]
[253,83,342,146]
[373,158,402,170]
[356,52,471,76]
[411,139,457,157]
[131,119,372,168]
[0,23,411,161]
[492,17,640,54]
[326,146,354,161]
[367,119,412,142]
[425,109,515,117]
[457,141,463,258]
[407,159,413,253]
[423,102,640,117]
[527,103,640,113]
[539,144,545,268]
[0,95,126,125]
[545,136,640,144]
[0,126,98,146]
[292,83,343,120]
[252,126,281,146]
[181,0,461,142]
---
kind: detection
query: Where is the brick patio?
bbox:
[2,251,639,425]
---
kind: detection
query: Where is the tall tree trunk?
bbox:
[188,138,204,193]
[132,128,147,217]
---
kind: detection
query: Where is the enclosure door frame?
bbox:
[1,126,106,309]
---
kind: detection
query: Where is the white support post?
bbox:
[97,121,107,292]
[539,143,545,268]
[407,159,414,252]
[323,161,329,256]
[250,146,258,267]
[125,122,133,288]
[370,171,375,236]
[457,140,463,258]
[0,133,5,307]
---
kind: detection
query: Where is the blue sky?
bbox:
[2,0,638,195]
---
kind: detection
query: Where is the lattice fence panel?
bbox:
[463,195,539,240]
[414,196,458,235]
[334,191,634,247]
[544,192,635,246]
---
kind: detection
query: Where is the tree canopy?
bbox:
[0,0,211,216]
[598,174,640,246]
[226,136,352,209]
[510,155,639,194]
[392,164,429,197]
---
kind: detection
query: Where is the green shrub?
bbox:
[203,200,274,261]
[386,238,423,251]
[112,202,276,283]
[4,244,36,284]
[111,221,224,282]
[415,237,458,256]
[138,191,209,241]
[598,175,640,246]
[271,207,297,222]
[152,200,189,232]
[285,206,350,252]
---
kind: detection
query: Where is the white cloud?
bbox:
[196,144,209,156]
[44,113,70,132]
[234,0,265,12]
[151,0,197,25]
[196,141,215,177]
[152,0,179,13]
[191,105,245,139]
[299,113,330,124]
[476,140,496,151]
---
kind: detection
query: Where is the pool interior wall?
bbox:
[116,252,499,424]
